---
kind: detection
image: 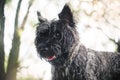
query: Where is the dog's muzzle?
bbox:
[37,43,61,61]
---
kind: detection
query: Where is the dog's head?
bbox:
[35,4,78,65]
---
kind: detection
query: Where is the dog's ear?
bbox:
[37,11,47,23]
[59,4,75,27]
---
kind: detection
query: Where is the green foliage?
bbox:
[6,0,12,4]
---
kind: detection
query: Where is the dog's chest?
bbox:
[52,60,86,80]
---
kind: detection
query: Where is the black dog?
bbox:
[35,4,120,80]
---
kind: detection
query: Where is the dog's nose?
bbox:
[44,47,49,51]
[38,43,49,51]
[40,47,49,51]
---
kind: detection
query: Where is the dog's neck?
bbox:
[66,42,87,65]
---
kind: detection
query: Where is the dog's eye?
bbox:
[55,31,61,39]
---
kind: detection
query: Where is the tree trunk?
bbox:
[6,0,22,80]
[5,0,34,79]
[6,30,20,80]
[0,0,5,80]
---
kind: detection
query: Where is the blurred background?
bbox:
[0,0,120,80]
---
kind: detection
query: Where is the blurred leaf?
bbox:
[6,0,12,4]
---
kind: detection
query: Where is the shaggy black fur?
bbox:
[35,4,120,80]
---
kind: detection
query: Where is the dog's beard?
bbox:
[49,52,69,66]
[37,43,61,61]
[37,42,69,66]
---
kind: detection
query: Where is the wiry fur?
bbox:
[52,45,120,80]
[35,4,120,80]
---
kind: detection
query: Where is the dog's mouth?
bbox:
[39,50,57,61]
[37,44,61,61]
[41,54,57,61]
[46,55,56,61]
[37,46,69,66]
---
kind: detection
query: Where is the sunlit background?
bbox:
[4,0,120,80]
